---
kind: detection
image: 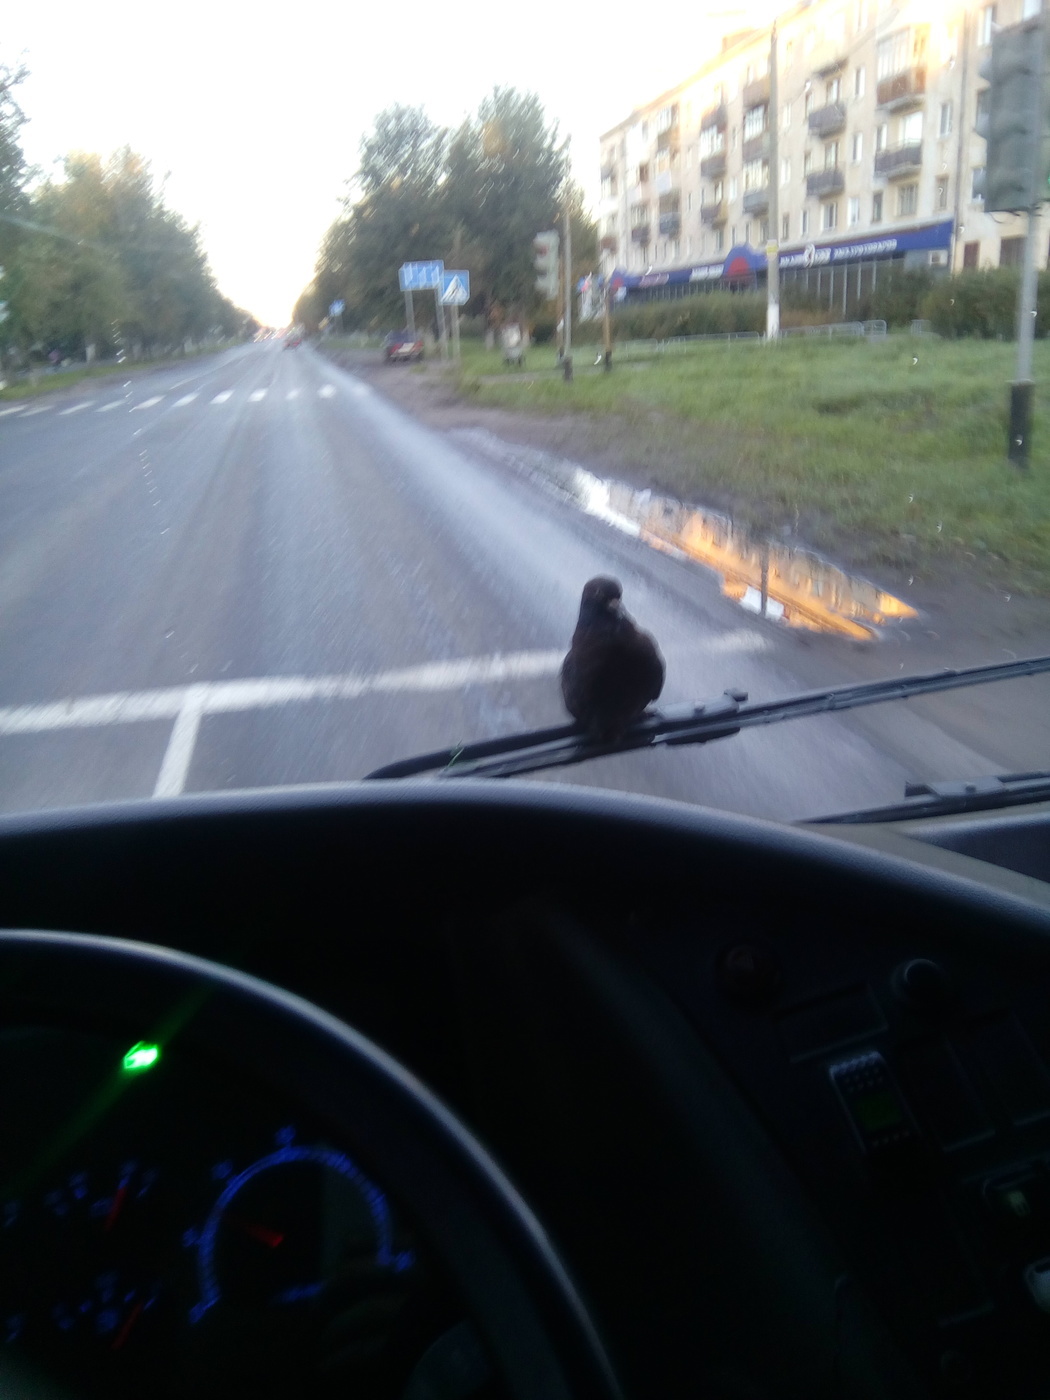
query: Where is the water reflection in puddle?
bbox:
[571,469,918,641]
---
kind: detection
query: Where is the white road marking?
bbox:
[285,389,300,400]
[173,393,198,407]
[211,390,233,404]
[0,405,27,417]
[248,388,267,402]
[349,382,371,397]
[20,405,52,417]
[59,401,94,416]
[131,395,163,411]
[97,400,124,412]
[0,650,564,798]
[318,385,336,398]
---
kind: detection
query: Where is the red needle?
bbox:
[111,1301,144,1351]
[225,1214,284,1248]
[104,1184,128,1232]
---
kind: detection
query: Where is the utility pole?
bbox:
[563,199,573,382]
[766,20,781,341]
[404,290,415,336]
[1008,7,1047,468]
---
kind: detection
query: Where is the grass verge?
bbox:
[456,336,1050,594]
[0,346,230,401]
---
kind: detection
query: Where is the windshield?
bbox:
[1,2,1048,824]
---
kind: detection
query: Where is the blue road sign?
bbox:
[441,271,470,306]
[399,261,444,292]
[329,299,345,316]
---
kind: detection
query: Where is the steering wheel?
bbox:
[0,929,623,1400]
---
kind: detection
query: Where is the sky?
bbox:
[4,0,779,327]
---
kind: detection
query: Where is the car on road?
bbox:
[283,333,302,349]
[382,329,424,364]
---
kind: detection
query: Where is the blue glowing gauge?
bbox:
[190,1144,414,1324]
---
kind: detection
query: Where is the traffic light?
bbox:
[974,15,1050,212]
[533,230,560,301]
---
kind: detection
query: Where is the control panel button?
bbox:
[829,1051,918,1156]
[893,958,953,1012]
[984,1172,1050,1232]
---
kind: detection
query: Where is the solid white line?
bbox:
[248,389,267,402]
[318,385,336,398]
[131,395,163,411]
[59,401,94,415]
[285,389,300,400]
[0,650,564,741]
[0,405,27,417]
[152,686,208,798]
[97,400,124,412]
[173,393,198,407]
[211,390,233,404]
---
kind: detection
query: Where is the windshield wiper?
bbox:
[365,652,1050,782]
[811,770,1050,824]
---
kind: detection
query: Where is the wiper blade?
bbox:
[364,652,1050,782]
[812,770,1050,824]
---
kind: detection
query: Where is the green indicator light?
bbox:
[122,1042,160,1073]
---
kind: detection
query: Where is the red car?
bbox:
[383,330,424,363]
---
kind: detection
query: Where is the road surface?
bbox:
[0,341,1042,820]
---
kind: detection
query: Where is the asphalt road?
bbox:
[0,341,1043,821]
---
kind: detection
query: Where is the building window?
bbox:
[801,208,811,235]
[743,159,768,191]
[877,29,914,81]
[848,196,861,224]
[715,228,725,251]
[1000,236,1025,266]
[641,121,649,140]
[780,158,791,186]
[854,66,865,98]
[1023,0,1040,16]
[963,240,979,268]
[782,213,790,240]
[898,183,918,216]
[760,218,769,242]
[979,4,996,45]
[826,76,842,103]
[714,179,724,202]
[872,190,883,222]
[804,88,813,117]
[901,110,923,143]
[637,163,649,184]
[851,132,863,162]
[972,166,985,201]
[855,0,866,29]
[729,176,739,200]
[687,192,693,211]
[936,176,948,209]
[939,101,953,136]
[686,236,693,255]
[744,220,752,244]
[823,201,839,230]
[803,150,814,175]
[875,123,888,152]
[730,224,737,244]
[731,127,739,150]
[825,140,840,169]
[782,101,792,129]
[743,105,768,139]
[700,125,726,157]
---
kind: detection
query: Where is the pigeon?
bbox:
[560,577,665,740]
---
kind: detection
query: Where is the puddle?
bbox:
[570,469,918,641]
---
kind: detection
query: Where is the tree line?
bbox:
[0,62,254,368]
[295,89,597,334]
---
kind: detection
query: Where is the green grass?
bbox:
[456,336,1050,593]
[0,345,229,401]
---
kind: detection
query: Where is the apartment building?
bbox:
[598,0,1043,307]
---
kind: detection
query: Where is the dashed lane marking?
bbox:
[318,385,336,398]
[58,401,94,416]
[285,389,300,400]
[248,389,267,402]
[210,390,233,404]
[173,393,198,407]
[97,400,124,412]
[20,405,52,417]
[0,405,27,418]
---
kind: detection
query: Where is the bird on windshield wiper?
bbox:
[560,577,665,741]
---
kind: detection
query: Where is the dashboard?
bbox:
[0,1020,491,1399]
[0,780,1050,1399]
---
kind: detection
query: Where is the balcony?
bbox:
[700,151,726,180]
[600,234,618,253]
[807,101,846,137]
[874,141,923,178]
[806,167,844,197]
[811,44,847,77]
[700,201,726,226]
[742,131,770,162]
[658,213,681,237]
[630,223,651,245]
[876,67,926,110]
[742,186,770,214]
[743,74,771,109]
[656,127,679,153]
[700,102,727,132]
[655,170,674,195]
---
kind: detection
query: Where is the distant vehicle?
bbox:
[284,333,302,349]
[383,330,424,364]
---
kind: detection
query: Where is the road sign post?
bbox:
[399,263,446,359]
[440,272,470,364]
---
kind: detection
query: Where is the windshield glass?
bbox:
[1,2,1048,823]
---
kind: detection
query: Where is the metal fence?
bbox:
[616,320,886,358]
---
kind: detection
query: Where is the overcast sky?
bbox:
[4,0,777,325]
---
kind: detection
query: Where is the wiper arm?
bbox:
[812,770,1050,824]
[364,652,1050,782]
